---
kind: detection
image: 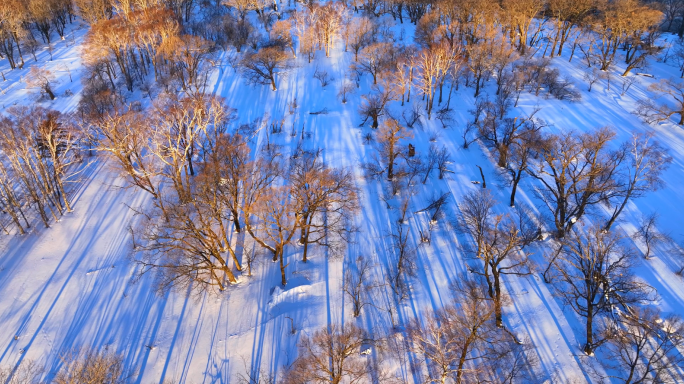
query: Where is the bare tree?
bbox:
[26,66,57,100]
[318,2,345,57]
[243,185,299,286]
[476,105,544,168]
[600,307,684,384]
[358,81,395,129]
[338,80,356,103]
[632,213,670,260]
[240,45,290,91]
[376,118,413,180]
[0,107,82,226]
[149,95,233,202]
[355,42,395,85]
[547,0,594,57]
[0,360,42,384]
[605,132,672,230]
[282,324,372,384]
[637,78,684,125]
[459,190,534,328]
[504,128,541,207]
[457,189,497,261]
[583,68,601,92]
[158,34,215,95]
[343,255,375,317]
[410,278,533,384]
[553,226,654,355]
[86,106,159,199]
[53,348,129,384]
[343,16,375,62]
[291,150,359,262]
[502,0,546,55]
[528,127,622,238]
[75,0,113,24]
[136,193,241,292]
[387,199,417,301]
[223,15,255,53]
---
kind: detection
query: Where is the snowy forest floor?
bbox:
[1,12,684,384]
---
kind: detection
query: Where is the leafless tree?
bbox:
[0,159,30,234]
[158,34,215,95]
[605,132,671,230]
[290,150,360,262]
[343,255,376,317]
[75,0,113,24]
[632,213,670,260]
[26,66,57,100]
[149,95,233,202]
[244,185,298,286]
[477,104,544,169]
[343,16,375,62]
[621,75,640,96]
[456,189,497,260]
[387,199,417,301]
[600,307,684,384]
[313,66,333,87]
[282,324,373,384]
[354,42,395,85]
[504,128,541,207]
[223,15,255,52]
[240,45,291,91]
[0,107,82,227]
[53,348,129,384]
[318,2,345,57]
[292,7,318,63]
[415,192,450,224]
[409,278,534,384]
[86,106,160,199]
[136,193,241,292]
[338,80,356,103]
[0,360,42,384]
[584,68,601,92]
[553,226,654,355]
[503,0,546,55]
[358,81,396,129]
[547,0,594,57]
[458,190,534,328]
[376,118,413,180]
[528,127,623,238]
[637,78,684,125]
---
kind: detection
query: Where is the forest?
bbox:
[1,0,684,382]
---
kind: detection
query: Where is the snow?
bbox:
[1,10,684,384]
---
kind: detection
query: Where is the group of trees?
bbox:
[83,93,359,290]
[468,89,672,239]
[82,5,215,94]
[0,349,129,384]
[2,0,683,382]
[0,106,82,234]
[0,0,74,69]
[456,188,684,380]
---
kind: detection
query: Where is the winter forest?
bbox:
[1,0,684,382]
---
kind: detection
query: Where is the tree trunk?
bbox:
[510,170,521,207]
[232,208,241,233]
[604,189,633,231]
[45,86,56,100]
[278,247,287,286]
[584,305,594,355]
[493,268,503,327]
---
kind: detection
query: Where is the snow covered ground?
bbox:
[1,12,684,384]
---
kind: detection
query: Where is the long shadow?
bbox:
[7,181,124,373]
[157,285,193,384]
